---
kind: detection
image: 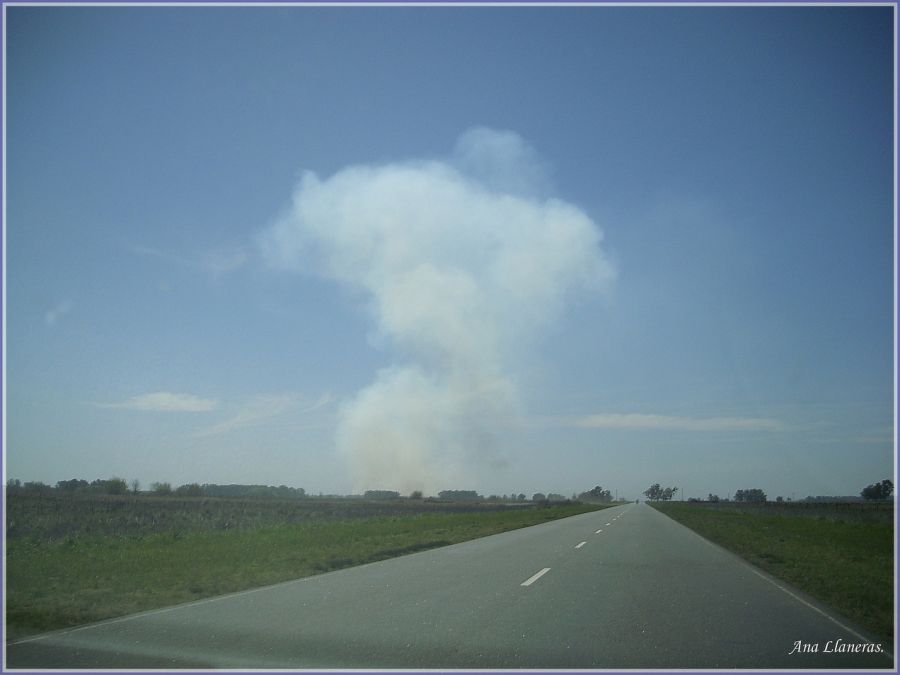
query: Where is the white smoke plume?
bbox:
[259,128,614,494]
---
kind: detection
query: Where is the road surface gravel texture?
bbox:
[6,502,895,669]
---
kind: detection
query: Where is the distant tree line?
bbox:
[6,479,614,504]
[6,478,308,500]
[675,479,894,504]
[802,495,861,503]
[364,490,401,500]
[8,477,132,495]
[482,493,530,502]
[437,490,483,501]
[356,490,540,502]
[200,484,307,499]
[355,490,537,502]
[529,493,571,504]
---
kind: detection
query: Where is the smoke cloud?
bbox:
[259,128,614,494]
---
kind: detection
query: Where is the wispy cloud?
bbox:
[98,392,218,413]
[44,300,74,326]
[574,413,784,432]
[195,392,334,437]
[130,244,248,277]
[202,248,249,277]
[301,391,335,413]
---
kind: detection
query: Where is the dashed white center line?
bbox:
[521,567,551,587]
[595,529,603,534]
[575,541,587,549]
[605,522,611,526]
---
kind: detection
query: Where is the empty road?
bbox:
[6,502,894,669]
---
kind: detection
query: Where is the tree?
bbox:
[708,493,720,503]
[130,479,141,494]
[660,487,679,501]
[364,490,400,500]
[151,482,172,496]
[734,488,767,503]
[861,479,894,500]
[175,483,202,497]
[532,492,547,502]
[438,490,482,501]
[408,490,423,500]
[643,484,678,501]
[104,477,129,495]
[57,479,88,492]
[200,484,306,499]
[579,485,612,503]
[86,478,127,495]
[644,484,662,501]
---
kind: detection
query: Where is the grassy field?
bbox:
[5,493,608,640]
[650,501,894,644]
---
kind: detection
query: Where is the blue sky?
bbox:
[4,5,894,500]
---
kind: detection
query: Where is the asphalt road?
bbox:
[6,502,895,669]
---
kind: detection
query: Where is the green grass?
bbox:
[650,502,894,644]
[6,502,606,640]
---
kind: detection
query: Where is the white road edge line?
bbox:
[575,541,587,549]
[662,506,892,658]
[521,567,551,586]
[9,555,374,645]
[746,568,877,646]
[8,575,299,645]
